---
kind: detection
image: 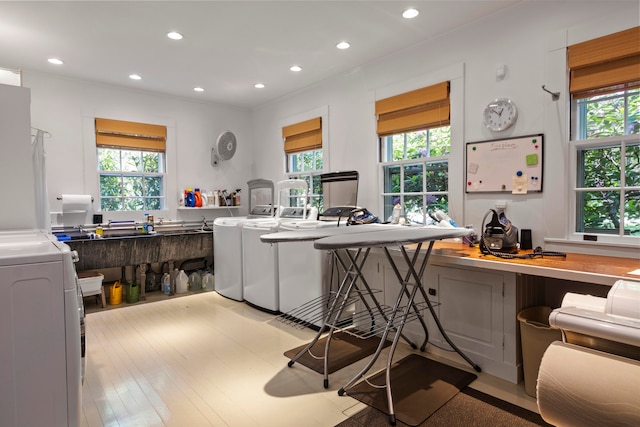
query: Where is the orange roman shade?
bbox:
[376,81,450,136]
[95,118,166,152]
[568,26,640,98]
[282,117,322,154]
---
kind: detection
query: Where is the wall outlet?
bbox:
[495,200,506,211]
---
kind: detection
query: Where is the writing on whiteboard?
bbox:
[490,142,518,151]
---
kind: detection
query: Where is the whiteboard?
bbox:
[465,134,543,193]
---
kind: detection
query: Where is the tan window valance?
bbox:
[282,117,322,154]
[375,81,450,136]
[568,26,640,98]
[95,118,166,152]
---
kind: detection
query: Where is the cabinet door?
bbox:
[425,265,505,361]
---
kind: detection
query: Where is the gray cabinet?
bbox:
[362,251,520,383]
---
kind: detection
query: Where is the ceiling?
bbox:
[0,1,520,109]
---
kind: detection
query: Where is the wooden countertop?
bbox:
[415,241,639,286]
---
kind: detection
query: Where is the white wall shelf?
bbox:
[178,206,241,210]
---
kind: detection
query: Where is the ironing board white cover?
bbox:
[260,223,402,243]
[313,226,471,249]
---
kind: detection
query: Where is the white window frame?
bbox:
[569,134,640,245]
[97,147,166,212]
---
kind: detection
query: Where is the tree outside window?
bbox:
[381,126,451,224]
[98,148,165,211]
[575,89,639,236]
[286,149,323,212]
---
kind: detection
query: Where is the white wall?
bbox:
[23,71,252,226]
[251,1,639,257]
[18,1,639,257]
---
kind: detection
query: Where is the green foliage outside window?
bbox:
[577,89,639,236]
[98,148,164,211]
[287,149,323,212]
[382,127,450,223]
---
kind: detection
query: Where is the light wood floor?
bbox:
[81,291,538,427]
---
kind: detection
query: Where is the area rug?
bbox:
[341,354,478,426]
[337,387,552,427]
[284,331,391,375]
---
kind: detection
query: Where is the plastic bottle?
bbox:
[188,271,202,292]
[185,188,195,207]
[179,191,185,207]
[176,270,189,294]
[162,273,171,295]
[213,190,219,207]
[201,272,215,291]
[194,188,203,207]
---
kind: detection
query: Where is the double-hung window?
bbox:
[95,118,167,211]
[378,82,451,224]
[283,117,323,211]
[569,27,640,239]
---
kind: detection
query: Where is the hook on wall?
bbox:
[541,85,560,101]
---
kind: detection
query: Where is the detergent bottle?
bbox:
[185,188,195,207]
[162,273,171,295]
[194,188,203,207]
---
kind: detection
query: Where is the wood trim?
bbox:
[568,26,640,69]
[377,103,450,136]
[375,82,449,116]
[284,130,322,154]
[96,134,166,152]
[282,117,321,139]
[95,118,166,139]
[570,54,640,96]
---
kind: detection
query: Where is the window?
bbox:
[287,149,323,211]
[283,117,323,211]
[569,27,640,239]
[377,82,451,224]
[95,118,166,211]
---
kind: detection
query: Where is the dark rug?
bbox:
[341,354,478,426]
[337,387,552,427]
[284,331,391,375]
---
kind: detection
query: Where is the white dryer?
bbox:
[0,230,83,427]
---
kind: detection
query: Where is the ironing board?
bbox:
[313,226,481,426]
[261,224,419,388]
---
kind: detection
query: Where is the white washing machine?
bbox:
[0,230,83,427]
[213,179,274,301]
[241,218,281,312]
[213,216,248,301]
[277,219,340,327]
[277,171,361,326]
[240,179,312,313]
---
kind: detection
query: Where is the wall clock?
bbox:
[483,98,518,131]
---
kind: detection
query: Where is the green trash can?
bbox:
[517,306,562,398]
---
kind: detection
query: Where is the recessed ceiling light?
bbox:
[48,58,64,65]
[129,74,142,80]
[402,8,419,19]
[254,83,265,89]
[336,41,350,50]
[167,31,183,40]
[193,87,204,92]
[290,65,302,72]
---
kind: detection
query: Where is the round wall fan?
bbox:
[211,130,237,166]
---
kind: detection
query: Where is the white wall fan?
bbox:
[211,130,237,166]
